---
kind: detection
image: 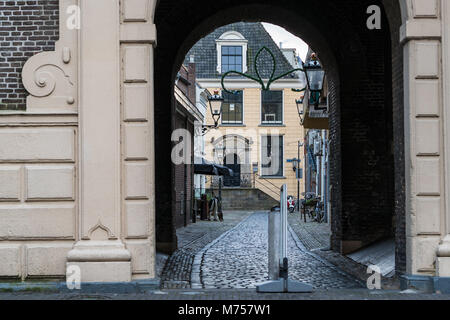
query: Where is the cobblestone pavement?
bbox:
[288,212,401,290]
[160,211,253,289]
[198,212,363,289]
[287,212,331,250]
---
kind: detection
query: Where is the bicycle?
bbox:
[311,201,325,223]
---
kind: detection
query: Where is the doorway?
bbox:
[224,153,241,187]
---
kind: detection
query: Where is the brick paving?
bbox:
[160,211,253,289]
[198,212,363,289]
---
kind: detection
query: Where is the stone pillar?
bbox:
[66,0,131,282]
[119,0,157,279]
[437,0,450,277]
[401,0,444,276]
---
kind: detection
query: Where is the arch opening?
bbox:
[154,0,405,282]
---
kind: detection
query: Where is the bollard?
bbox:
[268,206,281,280]
[257,185,313,293]
[280,185,288,263]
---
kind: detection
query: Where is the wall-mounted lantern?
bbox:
[295,95,305,123]
[303,54,325,107]
[202,91,224,135]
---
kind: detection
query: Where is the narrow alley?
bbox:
[161,211,363,290]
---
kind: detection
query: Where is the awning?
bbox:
[194,158,233,176]
[214,164,233,176]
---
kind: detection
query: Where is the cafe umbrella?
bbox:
[194,157,233,176]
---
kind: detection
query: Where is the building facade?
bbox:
[173,63,202,231]
[0,0,449,290]
[186,22,306,202]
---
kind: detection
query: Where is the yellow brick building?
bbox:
[186,22,306,202]
[202,87,306,201]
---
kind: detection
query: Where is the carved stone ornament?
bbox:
[21,0,79,113]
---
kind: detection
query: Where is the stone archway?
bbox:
[4,0,449,283]
[151,0,449,279]
[154,0,401,272]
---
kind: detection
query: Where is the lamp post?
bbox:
[287,154,302,213]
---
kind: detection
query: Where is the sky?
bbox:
[262,23,309,62]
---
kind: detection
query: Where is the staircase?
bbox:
[254,173,281,201]
[218,188,279,211]
[207,174,282,211]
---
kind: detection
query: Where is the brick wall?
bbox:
[383,0,406,274]
[0,0,59,110]
[327,1,396,255]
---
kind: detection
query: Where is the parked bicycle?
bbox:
[312,199,325,223]
[301,193,325,223]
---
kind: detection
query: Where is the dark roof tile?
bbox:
[184,22,298,80]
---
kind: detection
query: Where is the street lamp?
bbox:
[208,91,224,127]
[295,95,304,122]
[293,159,298,172]
[303,54,325,107]
[201,91,224,135]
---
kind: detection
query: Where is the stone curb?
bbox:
[0,279,160,294]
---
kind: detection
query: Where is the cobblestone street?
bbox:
[196,212,363,289]
[160,211,253,289]
[2,213,450,300]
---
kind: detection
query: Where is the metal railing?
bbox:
[193,173,281,202]
[254,173,281,201]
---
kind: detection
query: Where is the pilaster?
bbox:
[119,0,157,279]
[437,0,450,276]
[401,0,444,276]
[66,0,131,282]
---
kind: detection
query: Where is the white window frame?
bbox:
[216,31,248,74]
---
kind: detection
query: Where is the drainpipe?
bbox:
[321,130,326,221]
[316,135,320,196]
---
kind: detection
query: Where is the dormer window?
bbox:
[216,31,248,74]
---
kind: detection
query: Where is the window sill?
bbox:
[259,176,286,179]
[220,124,246,127]
[259,124,285,127]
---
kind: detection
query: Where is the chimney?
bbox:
[187,56,196,104]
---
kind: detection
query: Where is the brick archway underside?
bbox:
[154,0,405,273]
